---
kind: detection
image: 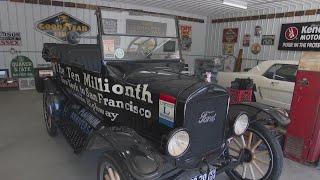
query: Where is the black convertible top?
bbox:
[42,43,101,72]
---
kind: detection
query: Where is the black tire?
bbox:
[97,153,132,180]
[226,122,283,180]
[43,93,58,137]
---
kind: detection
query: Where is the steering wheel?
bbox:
[127,37,157,58]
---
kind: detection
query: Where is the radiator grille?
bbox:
[285,134,304,158]
[184,93,229,157]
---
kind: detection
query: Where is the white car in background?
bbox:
[217,60,299,110]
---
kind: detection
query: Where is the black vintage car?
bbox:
[36,7,288,180]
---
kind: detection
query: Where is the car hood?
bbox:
[124,64,201,98]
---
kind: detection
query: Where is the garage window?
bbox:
[264,64,298,82]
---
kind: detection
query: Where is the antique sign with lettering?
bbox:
[102,18,117,34]
[0,32,22,46]
[243,34,250,47]
[35,12,91,42]
[251,43,262,54]
[278,21,320,51]
[261,35,275,45]
[180,25,192,51]
[255,26,262,37]
[10,56,34,78]
[223,43,234,55]
[126,19,167,37]
[223,28,239,43]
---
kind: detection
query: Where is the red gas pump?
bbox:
[284,52,320,164]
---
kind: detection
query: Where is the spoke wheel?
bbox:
[226,122,283,180]
[43,93,58,137]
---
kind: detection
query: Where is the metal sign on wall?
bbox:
[223,28,239,43]
[261,35,275,45]
[126,19,167,37]
[35,12,91,42]
[180,25,192,51]
[0,32,22,46]
[10,56,34,78]
[278,21,320,51]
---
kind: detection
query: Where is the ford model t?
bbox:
[36,7,288,180]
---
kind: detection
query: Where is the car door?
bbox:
[266,64,298,110]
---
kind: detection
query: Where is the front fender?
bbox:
[228,102,290,126]
[87,126,165,180]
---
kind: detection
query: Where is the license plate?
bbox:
[190,168,216,180]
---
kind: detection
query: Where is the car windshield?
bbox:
[100,9,180,61]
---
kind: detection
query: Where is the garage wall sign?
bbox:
[180,25,192,51]
[223,28,239,43]
[251,43,261,54]
[261,35,275,45]
[278,21,320,51]
[35,12,90,42]
[0,32,22,46]
[102,18,117,34]
[223,43,234,55]
[10,56,34,78]
[126,19,167,37]
[255,26,263,37]
[243,34,250,47]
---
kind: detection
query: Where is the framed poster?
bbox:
[278,21,320,51]
[223,28,239,43]
[261,35,275,45]
[223,43,234,55]
[243,34,251,47]
[180,25,192,51]
[255,26,263,37]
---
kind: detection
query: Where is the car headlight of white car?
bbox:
[233,113,249,136]
[167,129,190,157]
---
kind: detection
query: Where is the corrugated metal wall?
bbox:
[0,0,207,74]
[205,3,320,69]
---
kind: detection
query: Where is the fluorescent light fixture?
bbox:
[222,0,248,9]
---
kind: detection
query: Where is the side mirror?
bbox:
[66,31,81,45]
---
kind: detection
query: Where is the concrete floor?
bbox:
[0,90,319,180]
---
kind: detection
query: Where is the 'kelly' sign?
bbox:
[0,32,22,46]
[278,21,320,51]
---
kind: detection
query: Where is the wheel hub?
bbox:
[242,148,253,163]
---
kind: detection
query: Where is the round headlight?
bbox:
[167,130,190,157]
[233,113,249,136]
